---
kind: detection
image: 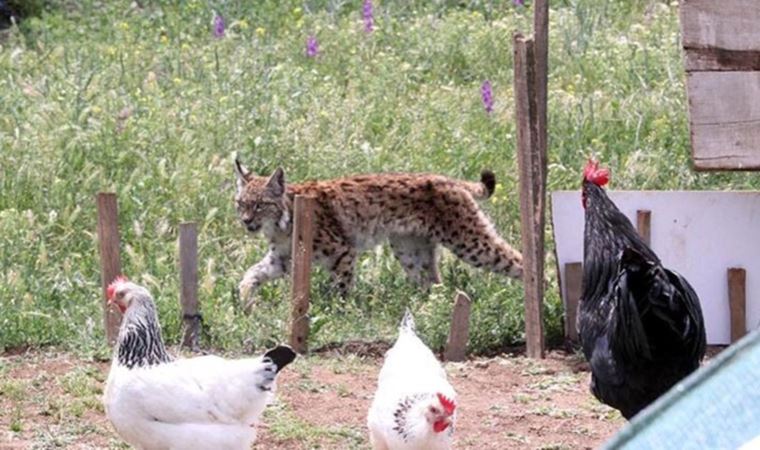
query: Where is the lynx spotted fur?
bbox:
[234,160,522,308]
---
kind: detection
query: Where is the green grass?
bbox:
[0,0,754,354]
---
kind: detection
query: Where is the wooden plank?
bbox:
[728,267,747,343]
[97,193,122,345]
[514,33,545,359]
[687,72,760,170]
[636,210,651,246]
[688,72,760,124]
[680,0,760,52]
[564,262,582,343]
[685,48,760,72]
[179,222,201,351]
[289,195,316,354]
[444,291,472,362]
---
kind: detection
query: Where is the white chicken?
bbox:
[367,310,457,450]
[103,276,296,450]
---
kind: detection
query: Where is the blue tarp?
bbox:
[604,328,760,449]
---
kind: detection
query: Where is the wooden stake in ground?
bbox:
[444,291,472,362]
[179,222,201,351]
[636,210,651,246]
[514,33,546,358]
[564,262,583,343]
[97,192,122,345]
[728,267,747,343]
[289,195,316,354]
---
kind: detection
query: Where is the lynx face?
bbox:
[234,163,290,236]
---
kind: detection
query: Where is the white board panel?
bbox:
[551,190,760,345]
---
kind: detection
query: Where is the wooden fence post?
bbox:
[444,291,472,362]
[564,262,583,343]
[728,267,747,343]
[97,193,122,345]
[514,32,546,358]
[289,195,316,354]
[179,222,201,351]
[636,210,651,246]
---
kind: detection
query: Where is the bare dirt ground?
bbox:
[0,348,625,449]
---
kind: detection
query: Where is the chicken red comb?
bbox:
[106,275,129,300]
[583,158,610,187]
[437,393,456,415]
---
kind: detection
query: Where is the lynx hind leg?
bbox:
[389,235,441,289]
[440,203,523,280]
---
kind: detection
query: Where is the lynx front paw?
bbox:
[238,278,260,314]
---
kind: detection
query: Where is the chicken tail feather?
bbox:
[400,309,416,333]
[264,345,297,373]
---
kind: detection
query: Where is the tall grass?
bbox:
[0,0,752,355]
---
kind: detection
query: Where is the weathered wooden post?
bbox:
[514,32,546,359]
[289,195,316,354]
[97,192,122,344]
[728,267,747,343]
[563,262,583,343]
[179,222,201,351]
[636,210,651,246]
[444,291,472,362]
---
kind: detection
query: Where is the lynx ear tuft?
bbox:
[265,167,286,197]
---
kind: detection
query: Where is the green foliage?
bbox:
[1,0,751,354]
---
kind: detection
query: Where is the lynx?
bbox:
[234,159,523,308]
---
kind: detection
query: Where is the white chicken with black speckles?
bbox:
[367,310,457,450]
[103,276,296,450]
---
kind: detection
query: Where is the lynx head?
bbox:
[234,159,291,235]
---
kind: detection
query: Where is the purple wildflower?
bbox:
[306,35,319,58]
[513,0,525,6]
[481,80,494,114]
[363,0,374,33]
[213,14,225,38]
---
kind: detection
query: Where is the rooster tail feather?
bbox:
[400,309,416,333]
[264,345,297,373]
[612,266,652,361]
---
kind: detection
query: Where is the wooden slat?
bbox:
[687,72,760,170]
[289,195,316,354]
[636,210,651,247]
[97,193,122,345]
[179,222,201,351]
[728,267,747,343]
[564,262,582,343]
[685,48,760,72]
[444,291,472,362]
[681,0,760,52]
[514,33,545,359]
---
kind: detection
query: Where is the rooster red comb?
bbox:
[107,275,129,300]
[583,158,610,187]
[437,393,456,415]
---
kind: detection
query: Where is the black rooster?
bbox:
[579,159,706,420]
